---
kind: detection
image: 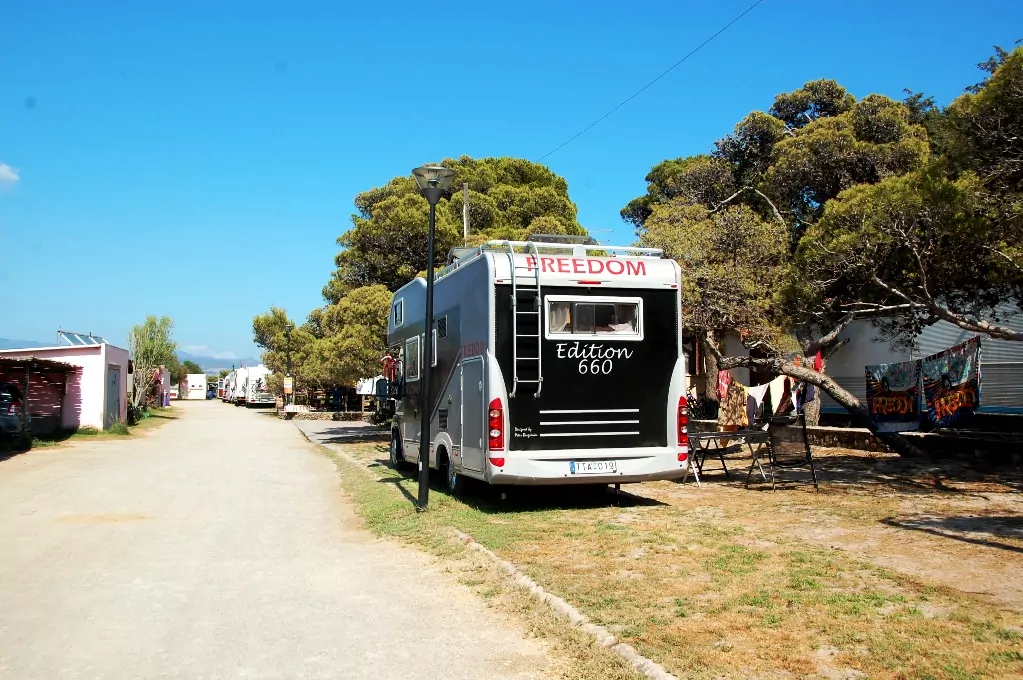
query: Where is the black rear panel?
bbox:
[495,286,679,450]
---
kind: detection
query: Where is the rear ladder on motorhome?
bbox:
[504,242,542,398]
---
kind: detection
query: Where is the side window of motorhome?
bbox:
[547,299,641,337]
[405,336,420,381]
[393,300,404,327]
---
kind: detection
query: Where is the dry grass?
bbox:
[22,408,179,450]
[323,446,644,680]
[330,440,1023,680]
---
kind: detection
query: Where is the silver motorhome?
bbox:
[386,237,691,494]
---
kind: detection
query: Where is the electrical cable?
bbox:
[537,0,767,161]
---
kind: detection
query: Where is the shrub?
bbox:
[76,426,101,436]
[106,422,131,435]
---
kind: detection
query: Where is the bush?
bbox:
[127,402,145,425]
[106,422,131,435]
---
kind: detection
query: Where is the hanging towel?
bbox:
[717,369,732,400]
[718,380,749,429]
[775,378,794,414]
[747,383,770,425]
[922,337,982,427]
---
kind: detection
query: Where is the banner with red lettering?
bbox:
[864,360,922,432]
[922,337,982,427]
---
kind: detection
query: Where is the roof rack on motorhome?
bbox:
[438,238,663,282]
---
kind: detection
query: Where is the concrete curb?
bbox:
[451,529,679,680]
[298,433,681,680]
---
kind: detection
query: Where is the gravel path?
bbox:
[0,401,551,679]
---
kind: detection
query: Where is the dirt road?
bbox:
[0,401,551,679]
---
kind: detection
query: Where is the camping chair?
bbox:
[746,413,819,491]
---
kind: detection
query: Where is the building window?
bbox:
[404,336,420,381]
[545,296,643,341]
[393,300,404,327]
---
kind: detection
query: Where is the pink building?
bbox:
[0,343,130,431]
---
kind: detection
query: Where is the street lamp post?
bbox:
[284,322,294,406]
[412,165,457,510]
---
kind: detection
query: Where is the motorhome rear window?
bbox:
[545,296,643,340]
[405,336,420,381]
[393,300,404,327]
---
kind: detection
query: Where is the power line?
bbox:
[537,0,767,162]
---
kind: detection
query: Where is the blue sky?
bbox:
[1,1,1019,359]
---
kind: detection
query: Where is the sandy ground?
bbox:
[651,445,1023,611]
[0,401,552,680]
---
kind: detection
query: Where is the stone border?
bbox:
[452,530,679,680]
[306,436,679,680]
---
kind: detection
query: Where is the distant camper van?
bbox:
[386,237,690,494]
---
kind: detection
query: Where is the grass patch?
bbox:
[2,407,179,454]
[326,440,1023,680]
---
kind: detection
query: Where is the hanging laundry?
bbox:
[774,377,794,414]
[865,360,922,432]
[718,380,749,428]
[922,337,982,427]
[746,383,770,425]
[718,380,748,446]
[717,369,732,400]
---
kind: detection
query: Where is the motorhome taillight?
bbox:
[8,401,21,416]
[678,452,688,462]
[677,396,689,448]
[488,398,505,451]
[489,457,505,468]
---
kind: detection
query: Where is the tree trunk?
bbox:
[803,387,822,427]
[700,334,720,409]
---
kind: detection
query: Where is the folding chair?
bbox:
[746,413,819,491]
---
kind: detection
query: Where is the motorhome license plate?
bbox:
[570,461,617,475]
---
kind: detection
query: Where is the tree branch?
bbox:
[870,275,1023,341]
[702,331,926,457]
[984,245,1023,276]
[708,186,787,226]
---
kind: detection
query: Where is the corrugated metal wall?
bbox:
[820,307,1023,414]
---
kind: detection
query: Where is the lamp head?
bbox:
[412,165,456,192]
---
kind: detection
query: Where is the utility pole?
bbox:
[285,323,294,406]
[462,182,469,246]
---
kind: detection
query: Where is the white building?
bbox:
[821,313,1023,415]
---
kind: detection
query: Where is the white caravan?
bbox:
[183,374,207,400]
[243,365,275,408]
[231,367,249,406]
[222,371,236,402]
[386,236,691,494]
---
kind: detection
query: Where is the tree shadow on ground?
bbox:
[376,453,667,513]
[313,425,390,445]
[695,446,1023,496]
[880,515,1023,554]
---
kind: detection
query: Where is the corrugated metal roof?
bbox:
[0,356,81,373]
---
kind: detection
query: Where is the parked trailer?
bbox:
[222,371,236,402]
[183,373,207,400]
[232,367,249,406]
[243,365,275,408]
[217,378,226,400]
[386,238,690,494]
